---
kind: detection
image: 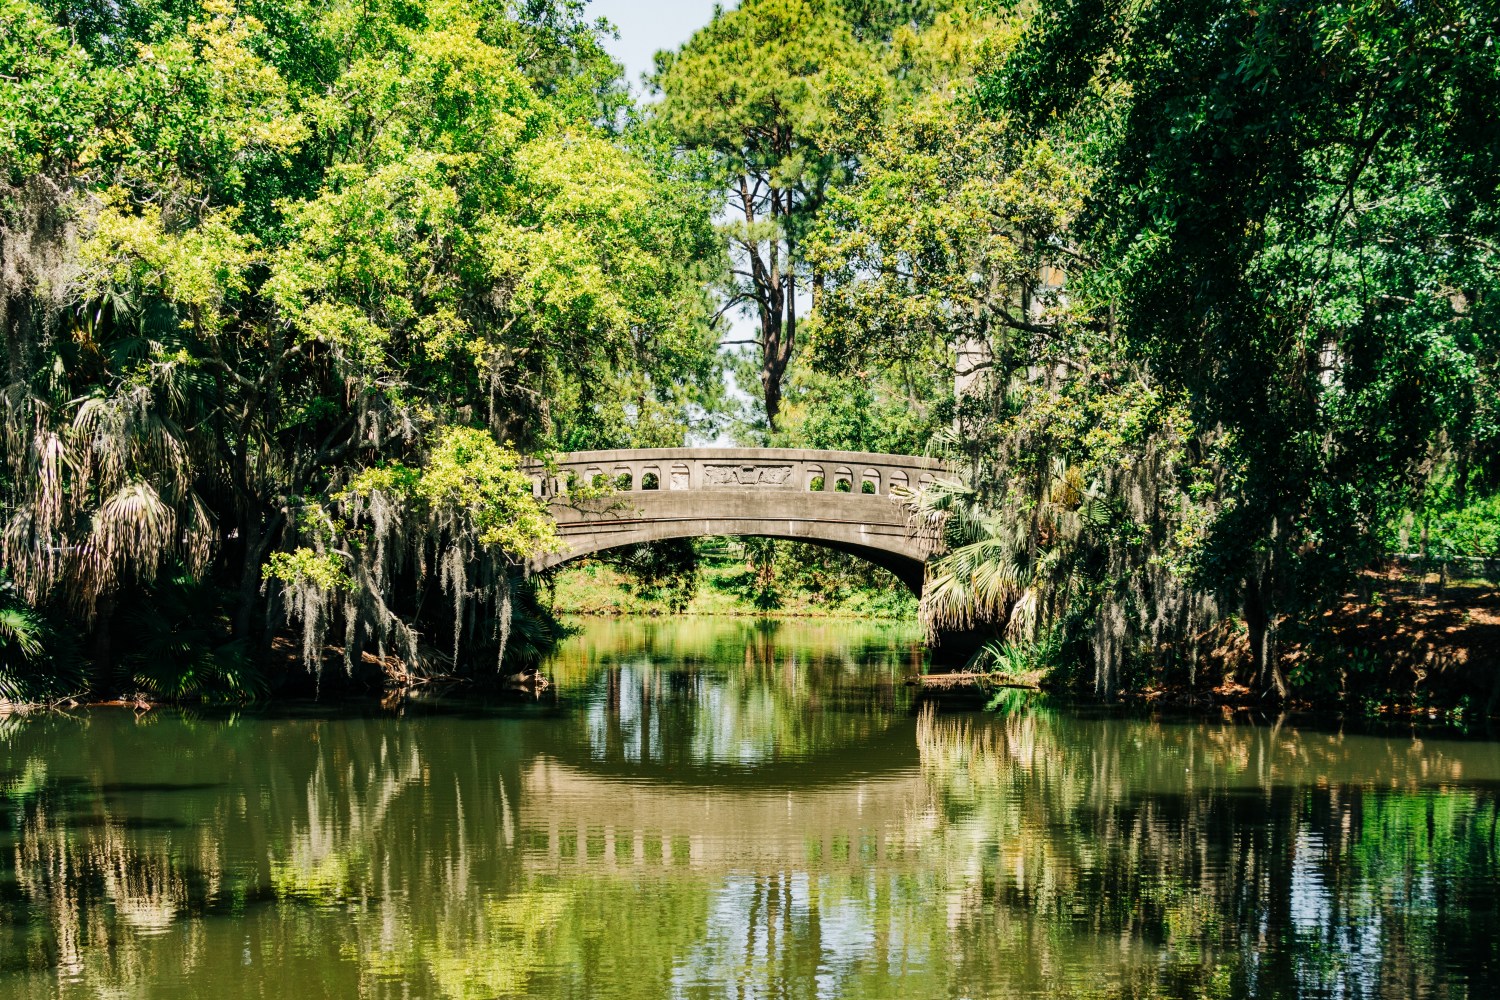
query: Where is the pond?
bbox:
[1,616,1497,998]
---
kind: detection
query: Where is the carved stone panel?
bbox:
[702,464,795,488]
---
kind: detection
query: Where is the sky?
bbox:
[587,0,725,91]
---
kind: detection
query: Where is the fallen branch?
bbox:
[914,670,1042,691]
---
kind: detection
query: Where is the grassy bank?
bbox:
[545,549,918,621]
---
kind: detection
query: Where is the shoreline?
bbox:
[556,608,919,623]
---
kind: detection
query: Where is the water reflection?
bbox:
[911,707,1500,998]
[552,617,921,777]
[0,618,1496,998]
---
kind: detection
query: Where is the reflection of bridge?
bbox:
[519,756,931,872]
[528,449,950,592]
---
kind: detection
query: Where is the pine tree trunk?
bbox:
[763,361,784,432]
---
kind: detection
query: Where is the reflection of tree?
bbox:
[547,617,923,691]
[554,617,920,773]
[1,663,1498,998]
[0,712,537,997]
[913,706,1500,998]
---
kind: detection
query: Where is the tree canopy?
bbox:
[0,0,720,697]
[651,0,892,432]
[987,0,1500,688]
[1,0,1496,707]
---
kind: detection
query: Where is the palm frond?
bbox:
[0,606,46,661]
[77,482,177,605]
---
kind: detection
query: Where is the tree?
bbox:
[990,0,1500,692]
[808,86,1086,443]
[652,0,886,432]
[0,0,721,696]
[803,9,1233,693]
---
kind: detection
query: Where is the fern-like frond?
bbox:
[0,607,45,661]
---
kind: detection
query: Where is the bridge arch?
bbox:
[527,448,949,594]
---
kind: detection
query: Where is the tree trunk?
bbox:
[1244,572,1286,699]
[92,592,116,694]
[760,242,796,434]
[759,294,785,433]
[233,517,262,643]
[762,362,784,432]
[233,509,282,645]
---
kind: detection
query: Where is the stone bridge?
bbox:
[527,449,950,592]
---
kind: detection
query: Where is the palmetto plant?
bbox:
[899,459,1109,641]
[119,572,262,701]
[477,582,557,671]
[2,336,216,626]
[0,562,90,703]
[0,606,44,704]
[0,605,45,662]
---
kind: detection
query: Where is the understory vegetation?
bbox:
[1,0,1497,709]
[549,538,917,620]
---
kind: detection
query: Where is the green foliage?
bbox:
[768,360,946,456]
[985,0,1500,688]
[363,426,558,556]
[796,5,1198,693]
[722,537,785,611]
[598,539,701,614]
[1426,495,1500,562]
[0,604,50,704]
[706,538,918,617]
[264,549,352,592]
[0,578,84,704]
[551,539,918,619]
[0,0,719,699]
[0,606,45,664]
[119,571,265,700]
[5,0,1491,708]
[803,0,1500,702]
[471,576,558,669]
[809,76,1086,381]
[0,0,96,184]
[652,0,892,431]
[1411,471,1500,562]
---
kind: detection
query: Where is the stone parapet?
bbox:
[524,448,954,594]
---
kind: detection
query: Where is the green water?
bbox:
[2,617,1498,998]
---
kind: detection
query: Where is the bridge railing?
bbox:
[526,448,951,501]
